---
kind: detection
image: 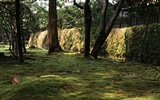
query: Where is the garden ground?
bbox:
[0,47,160,100]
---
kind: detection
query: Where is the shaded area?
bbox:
[126,24,160,65]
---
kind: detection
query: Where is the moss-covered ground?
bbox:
[0,47,160,100]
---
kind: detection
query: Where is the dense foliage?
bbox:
[128,1,160,24]
[58,5,84,29]
[31,2,48,31]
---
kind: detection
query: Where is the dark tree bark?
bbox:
[21,31,26,53]
[91,0,124,58]
[84,0,92,57]
[48,0,62,53]
[74,0,92,57]
[90,0,108,58]
[15,0,24,62]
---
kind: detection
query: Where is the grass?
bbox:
[0,46,160,100]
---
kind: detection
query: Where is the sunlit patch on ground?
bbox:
[0,47,160,100]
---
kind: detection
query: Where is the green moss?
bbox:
[0,47,160,100]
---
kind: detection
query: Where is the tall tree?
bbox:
[15,0,24,62]
[74,0,92,57]
[91,0,124,58]
[48,0,62,53]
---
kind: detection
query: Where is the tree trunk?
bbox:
[91,0,124,58]
[21,31,26,53]
[48,0,62,53]
[73,0,92,57]
[91,0,108,58]
[84,0,92,57]
[16,0,24,62]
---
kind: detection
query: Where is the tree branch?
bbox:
[91,0,124,58]
[100,0,108,31]
[105,0,124,35]
[73,0,84,9]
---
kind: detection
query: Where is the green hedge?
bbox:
[106,23,160,65]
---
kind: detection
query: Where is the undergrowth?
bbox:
[0,47,160,100]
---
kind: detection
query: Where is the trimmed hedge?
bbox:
[28,24,160,65]
[106,23,160,65]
